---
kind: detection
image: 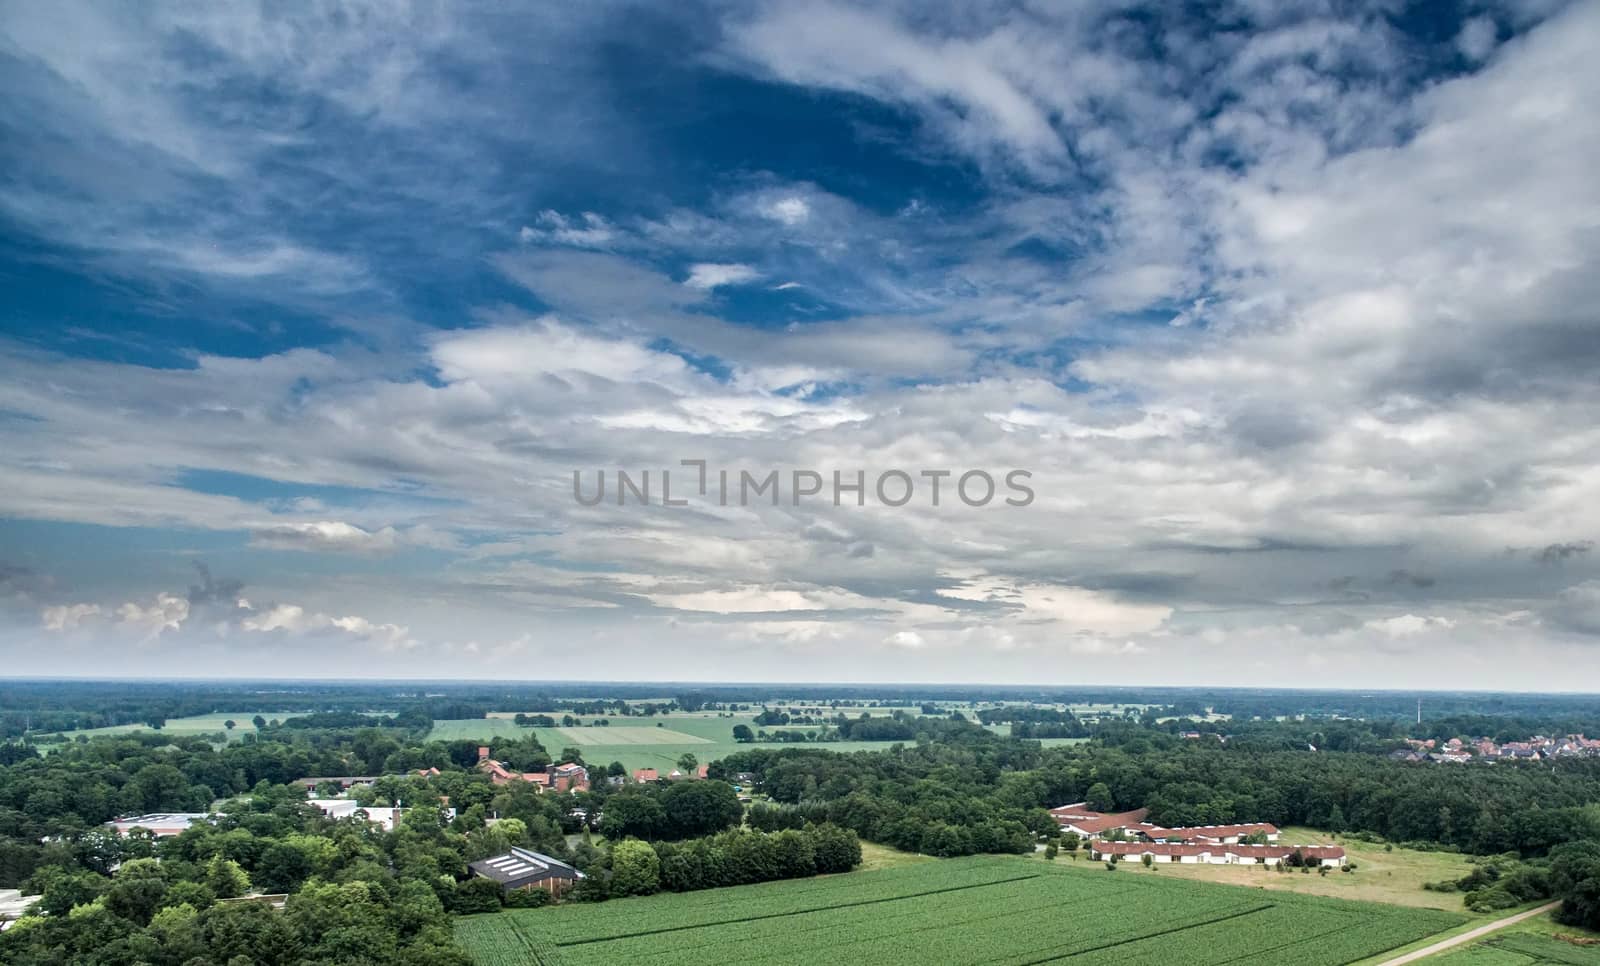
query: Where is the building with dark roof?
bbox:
[467,847,584,895]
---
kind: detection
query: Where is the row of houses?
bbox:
[1396,733,1600,764]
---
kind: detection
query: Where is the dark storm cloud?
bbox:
[1537,541,1594,565]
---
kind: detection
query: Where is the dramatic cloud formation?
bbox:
[0,0,1597,686]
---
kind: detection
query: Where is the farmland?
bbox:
[455,855,1465,966]
[429,712,925,772]
[1422,915,1600,964]
[32,711,291,745]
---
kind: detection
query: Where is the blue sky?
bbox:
[3,0,1599,686]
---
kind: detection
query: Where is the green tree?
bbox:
[204,855,250,899]
[677,753,699,773]
[1085,782,1115,812]
[732,725,755,743]
[610,839,661,897]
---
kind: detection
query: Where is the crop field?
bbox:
[1426,925,1600,965]
[550,726,712,746]
[455,855,1464,966]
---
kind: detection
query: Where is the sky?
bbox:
[2,0,1599,689]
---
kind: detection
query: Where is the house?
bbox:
[476,747,590,791]
[633,768,659,783]
[1047,802,1150,838]
[104,813,213,837]
[550,762,591,792]
[468,847,584,896]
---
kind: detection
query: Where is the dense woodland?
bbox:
[1,682,1599,964]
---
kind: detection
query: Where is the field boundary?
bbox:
[1017,902,1276,965]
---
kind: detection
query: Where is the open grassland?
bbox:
[1144,827,1480,912]
[456,855,1465,966]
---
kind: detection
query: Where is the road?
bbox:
[1373,901,1561,965]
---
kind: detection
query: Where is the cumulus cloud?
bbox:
[2,2,1598,685]
[42,603,100,632]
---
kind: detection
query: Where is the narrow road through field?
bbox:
[1372,901,1561,965]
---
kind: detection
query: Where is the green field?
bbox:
[429,712,921,772]
[35,711,290,745]
[455,855,1465,966]
[1424,916,1600,965]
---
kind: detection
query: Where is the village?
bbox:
[1390,733,1600,764]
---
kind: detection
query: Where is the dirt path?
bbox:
[1373,901,1561,965]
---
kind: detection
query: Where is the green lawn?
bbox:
[456,854,1467,966]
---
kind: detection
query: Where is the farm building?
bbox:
[633,768,660,783]
[1134,823,1279,845]
[104,813,213,837]
[1090,841,1345,867]
[1048,803,1150,838]
[468,847,584,896]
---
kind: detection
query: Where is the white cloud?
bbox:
[885,629,925,648]
[1364,614,1456,638]
[520,211,616,248]
[759,196,811,225]
[117,593,190,637]
[684,263,761,290]
[42,603,100,632]
[251,521,400,555]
